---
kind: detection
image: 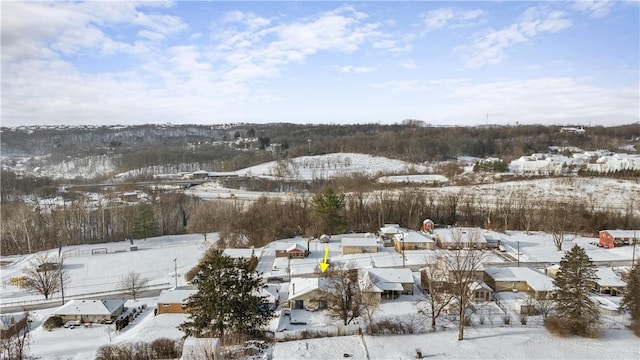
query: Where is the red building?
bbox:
[599,230,639,249]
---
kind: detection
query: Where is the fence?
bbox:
[274,324,361,342]
[0,282,171,313]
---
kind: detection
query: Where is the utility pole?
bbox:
[401,233,406,269]
[173,258,178,288]
[517,241,520,267]
[60,257,65,305]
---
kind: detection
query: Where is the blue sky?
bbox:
[1,1,638,127]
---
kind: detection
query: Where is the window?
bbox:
[318,300,328,309]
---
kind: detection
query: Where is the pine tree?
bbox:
[132,203,156,240]
[312,188,346,237]
[554,244,600,336]
[620,264,640,322]
[179,249,272,343]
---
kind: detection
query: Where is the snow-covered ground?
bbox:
[1,231,638,359]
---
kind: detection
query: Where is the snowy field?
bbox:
[1,234,213,307]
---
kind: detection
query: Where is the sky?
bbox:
[1,1,638,127]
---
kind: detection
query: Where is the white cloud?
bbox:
[462,7,572,68]
[334,65,377,74]
[214,6,383,84]
[424,77,638,125]
[571,0,613,18]
[422,7,486,30]
[399,59,417,70]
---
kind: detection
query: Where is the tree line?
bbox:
[3,182,636,256]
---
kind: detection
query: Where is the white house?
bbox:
[360,268,416,299]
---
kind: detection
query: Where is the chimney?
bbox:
[292,283,295,295]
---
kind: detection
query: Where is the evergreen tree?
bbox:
[620,264,640,322]
[554,244,600,336]
[179,249,272,343]
[312,188,346,237]
[132,203,156,240]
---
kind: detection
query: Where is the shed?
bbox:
[598,230,639,249]
[157,286,198,314]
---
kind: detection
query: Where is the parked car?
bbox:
[63,320,81,329]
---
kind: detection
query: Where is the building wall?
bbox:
[157,302,188,314]
[394,241,432,252]
[599,231,615,248]
[342,245,378,255]
[58,314,114,323]
[288,289,326,311]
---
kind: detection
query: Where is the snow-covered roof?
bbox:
[600,230,639,239]
[342,237,378,247]
[223,248,255,259]
[401,231,434,244]
[287,243,306,253]
[380,225,404,235]
[157,287,197,304]
[288,277,328,300]
[433,228,487,244]
[595,267,626,287]
[484,267,556,292]
[360,268,415,293]
[53,299,125,316]
[468,280,492,292]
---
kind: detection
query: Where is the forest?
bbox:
[1,122,639,255]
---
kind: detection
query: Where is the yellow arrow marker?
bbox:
[319,246,330,273]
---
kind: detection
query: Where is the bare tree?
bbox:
[418,259,455,331]
[549,202,575,251]
[118,271,149,301]
[442,229,487,341]
[23,254,68,300]
[536,292,556,320]
[186,201,217,242]
[0,312,32,360]
[322,262,362,326]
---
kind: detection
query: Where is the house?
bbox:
[181,337,221,360]
[52,299,126,323]
[598,230,639,249]
[393,231,435,252]
[468,281,493,302]
[433,228,487,250]
[483,267,557,300]
[275,243,308,259]
[360,268,415,300]
[156,286,198,314]
[287,277,330,311]
[483,231,502,249]
[261,283,281,311]
[0,314,28,339]
[593,267,626,296]
[341,237,378,255]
